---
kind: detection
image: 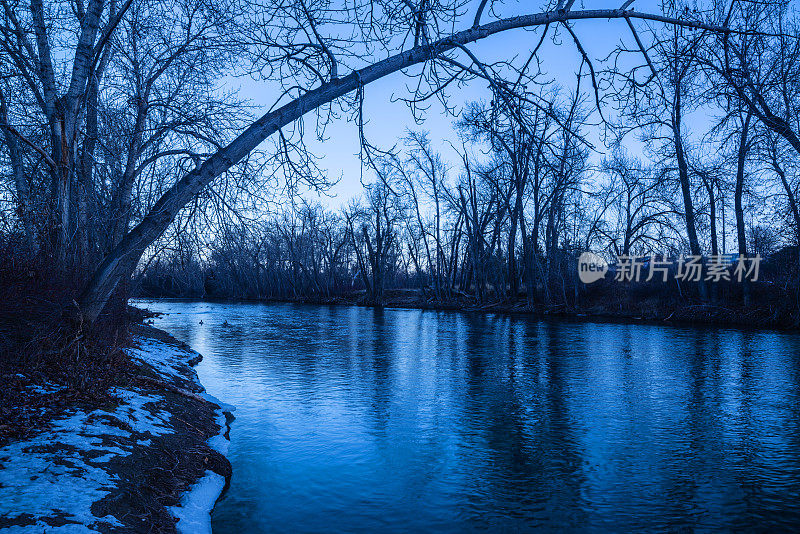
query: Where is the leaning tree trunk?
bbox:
[77,9,729,324]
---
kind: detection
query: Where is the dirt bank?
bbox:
[0,324,233,533]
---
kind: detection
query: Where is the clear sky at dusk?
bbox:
[232,0,666,207]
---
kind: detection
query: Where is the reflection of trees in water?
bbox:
[365,307,393,434]
[152,302,800,529]
[453,315,590,529]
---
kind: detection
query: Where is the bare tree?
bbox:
[74,0,732,323]
[591,151,676,256]
[611,7,712,297]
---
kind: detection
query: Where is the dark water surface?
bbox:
[137,300,800,532]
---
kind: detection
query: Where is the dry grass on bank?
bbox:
[0,244,137,444]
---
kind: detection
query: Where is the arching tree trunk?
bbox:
[77,9,728,323]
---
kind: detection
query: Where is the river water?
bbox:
[136,300,800,532]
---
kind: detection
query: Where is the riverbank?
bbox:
[360,288,800,330]
[137,284,800,331]
[0,323,232,533]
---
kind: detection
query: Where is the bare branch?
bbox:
[473,0,491,28]
[0,121,57,169]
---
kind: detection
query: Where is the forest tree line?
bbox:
[1,0,800,332]
[139,78,800,314]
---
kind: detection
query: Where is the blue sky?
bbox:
[232,0,667,207]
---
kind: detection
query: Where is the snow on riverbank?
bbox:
[0,330,233,533]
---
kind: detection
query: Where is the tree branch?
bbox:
[79,6,734,320]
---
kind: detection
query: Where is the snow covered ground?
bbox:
[0,333,232,533]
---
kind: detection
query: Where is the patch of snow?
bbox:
[88,452,116,464]
[128,337,201,383]
[207,408,230,456]
[168,402,233,532]
[0,399,156,531]
[169,470,226,534]
[26,382,68,395]
[201,392,236,414]
[0,336,231,532]
[0,385,177,530]
[131,334,235,533]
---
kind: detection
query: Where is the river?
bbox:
[136,300,800,532]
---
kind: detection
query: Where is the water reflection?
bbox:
[137,300,800,532]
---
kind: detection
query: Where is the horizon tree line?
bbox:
[1,0,799,329]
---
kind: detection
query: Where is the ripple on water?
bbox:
[134,300,800,533]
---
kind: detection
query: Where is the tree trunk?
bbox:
[771,144,800,287]
[735,112,751,305]
[77,8,728,323]
[673,107,708,300]
[0,92,37,254]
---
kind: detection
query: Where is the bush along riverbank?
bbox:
[0,322,233,533]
